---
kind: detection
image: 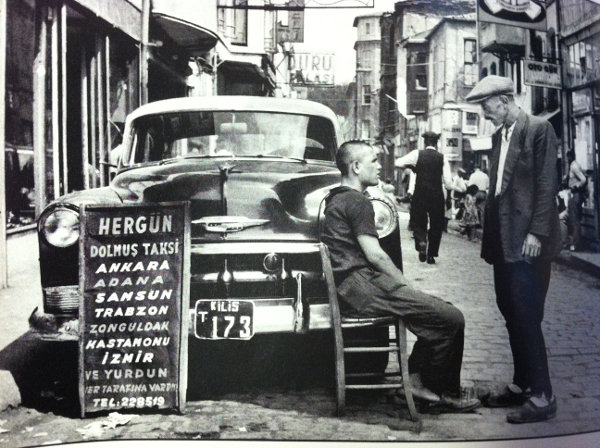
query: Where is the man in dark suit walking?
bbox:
[395,131,455,264]
[467,75,562,423]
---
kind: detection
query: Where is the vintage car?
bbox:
[31,96,403,382]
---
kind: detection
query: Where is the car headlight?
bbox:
[40,206,80,247]
[370,197,397,238]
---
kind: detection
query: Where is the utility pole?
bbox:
[140,0,150,105]
[0,0,7,288]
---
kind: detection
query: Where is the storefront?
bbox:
[568,85,600,247]
[561,0,600,249]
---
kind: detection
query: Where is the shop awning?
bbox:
[153,13,219,55]
[481,42,525,63]
[218,52,276,89]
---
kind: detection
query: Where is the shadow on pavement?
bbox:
[0,332,80,417]
[0,329,418,431]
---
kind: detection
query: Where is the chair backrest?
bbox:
[319,243,343,332]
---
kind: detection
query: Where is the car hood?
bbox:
[112,158,340,241]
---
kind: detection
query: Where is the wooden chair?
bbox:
[319,243,419,422]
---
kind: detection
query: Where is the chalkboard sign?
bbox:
[78,202,190,417]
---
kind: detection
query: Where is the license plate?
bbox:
[194,299,254,340]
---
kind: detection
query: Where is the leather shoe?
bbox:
[422,394,481,414]
[417,242,427,262]
[426,256,435,264]
[483,385,530,408]
[507,396,557,423]
[406,373,440,402]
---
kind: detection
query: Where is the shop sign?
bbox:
[289,52,335,86]
[572,89,592,115]
[523,60,562,89]
[78,203,190,417]
[462,111,479,135]
[442,131,462,161]
[442,110,461,133]
[477,0,547,31]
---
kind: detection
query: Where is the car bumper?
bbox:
[29,299,332,342]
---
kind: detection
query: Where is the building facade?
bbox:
[353,14,382,144]
[556,0,600,248]
[426,17,479,171]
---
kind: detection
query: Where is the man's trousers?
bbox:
[493,260,553,397]
[410,193,445,257]
[337,267,465,396]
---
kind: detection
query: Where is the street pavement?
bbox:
[0,215,599,446]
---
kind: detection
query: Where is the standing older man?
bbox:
[396,131,456,264]
[466,76,562,423]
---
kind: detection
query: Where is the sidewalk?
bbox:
[447,218,600,279]
[0,230,42,350]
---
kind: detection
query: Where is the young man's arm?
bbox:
[357,234,409,286]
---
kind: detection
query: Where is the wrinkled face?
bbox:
[481,96,508,127]
[355,145,381,188]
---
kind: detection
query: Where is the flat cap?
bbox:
[466,75,514,103]
[422,131,440,140]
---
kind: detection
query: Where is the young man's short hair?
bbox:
[336,140,372,176]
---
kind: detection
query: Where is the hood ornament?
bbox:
[193,216,269,233]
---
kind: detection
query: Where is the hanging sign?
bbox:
[289,52,335,86]
[78,202,190,417]
[523,60,562,89]
[477,0,547,31]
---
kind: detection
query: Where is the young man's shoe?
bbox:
[426,256,435,264]
[483,384,530,408]
[421,394,481,414]
[506,395,557,423]
[407,373,440,402]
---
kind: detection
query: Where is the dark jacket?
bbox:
[481,109,562,264]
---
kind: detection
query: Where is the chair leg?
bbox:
[333,322,346,416]
[396,320,419,422]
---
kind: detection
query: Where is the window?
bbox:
[365,22,371,35]
[409,49,427,90]
[464,39,477,86]
[362,85,371,105]
[217,0,247,45]
[127,111,337,164]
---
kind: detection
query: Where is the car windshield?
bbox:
[126,111,337,164]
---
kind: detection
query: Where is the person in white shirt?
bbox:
[468,165,489,193]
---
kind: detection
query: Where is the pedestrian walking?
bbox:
[320,140,480,413]
[395,131,457,264]
[466,75,562,424]
[565,149,587,251]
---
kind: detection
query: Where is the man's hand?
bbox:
[522,233,541,258]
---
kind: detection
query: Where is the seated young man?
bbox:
[320,140,480,413]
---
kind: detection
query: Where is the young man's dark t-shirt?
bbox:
[321,186,378,285]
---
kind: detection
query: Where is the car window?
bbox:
[127,111,336,164]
